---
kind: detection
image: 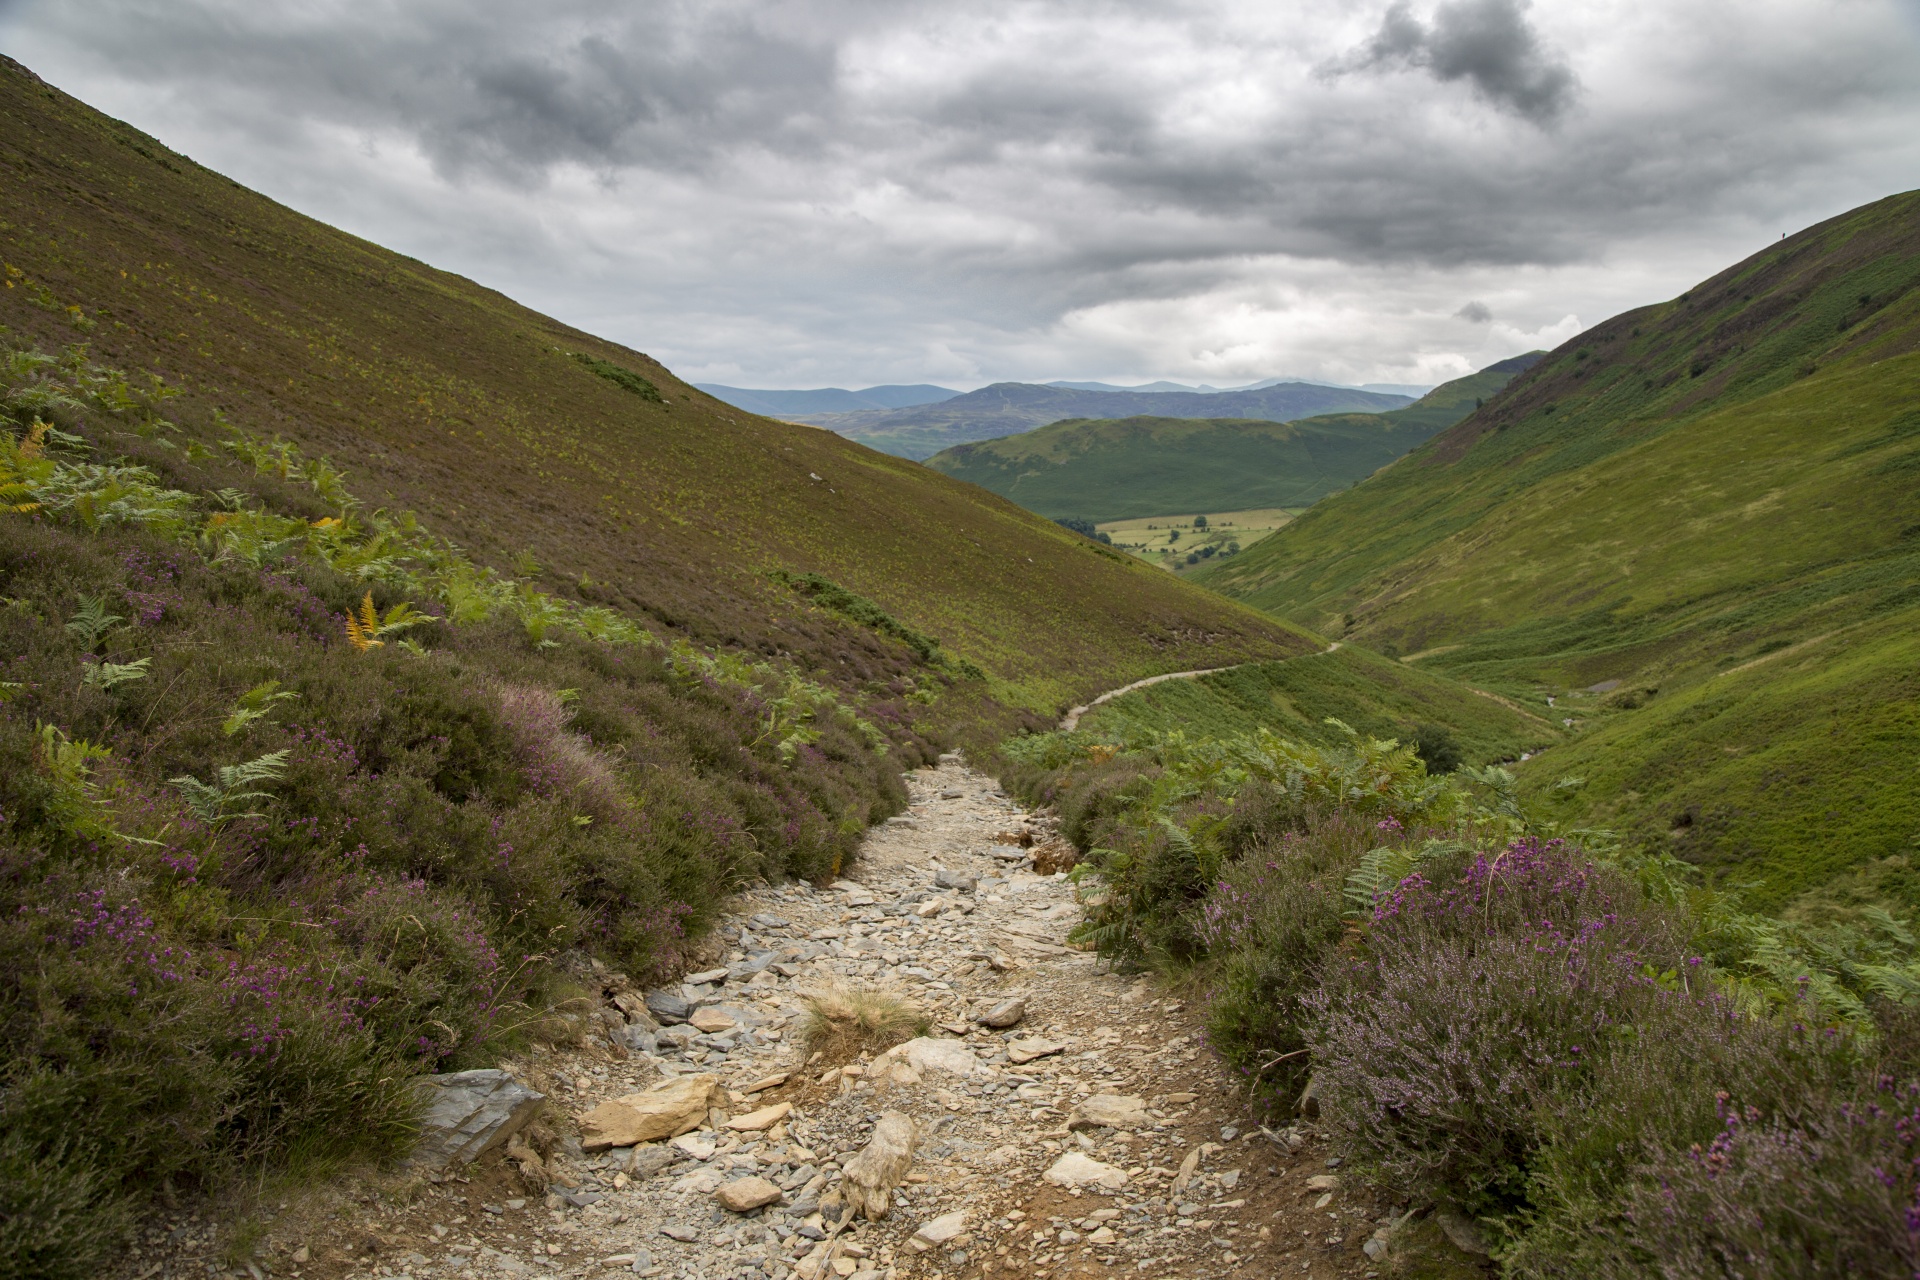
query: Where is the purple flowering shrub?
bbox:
[0,505,912,1274]
[1306,840,1692,1216]
[1604,1082,1920,1278]
[1198,810,1383,1112]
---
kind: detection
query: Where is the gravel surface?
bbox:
[124,758,1427,1280]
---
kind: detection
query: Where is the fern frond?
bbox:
[222,680,297,736]
[81,657,151,690]
[345,591,383,651]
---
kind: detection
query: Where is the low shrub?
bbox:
[1602,1081,1920,1278]
[0,343,921,1268]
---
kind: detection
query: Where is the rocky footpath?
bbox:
[130,758,1448,1280]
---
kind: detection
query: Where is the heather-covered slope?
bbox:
[1197,191,1920,907]
[0,56,1314,724]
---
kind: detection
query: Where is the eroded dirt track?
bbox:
[139,759,1402,1280]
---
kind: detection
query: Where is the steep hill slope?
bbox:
[0,56,1317,722]
[815,380,1411,458]
[923,361,1537,521]
[1197,192,1920,908]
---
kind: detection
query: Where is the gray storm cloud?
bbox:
[1,0,1916,387]
[1354,0,1576,124]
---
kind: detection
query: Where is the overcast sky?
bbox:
[4,1,1919,390]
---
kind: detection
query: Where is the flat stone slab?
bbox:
[1044,1151,1128,1190]
[578,1074,725,1151]
[411,1069,545,1169]
[1067,1094,1150,1131]
[1006,1037,1066,1064]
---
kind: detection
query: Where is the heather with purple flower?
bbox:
[0,346,925,1278]
[1001,719,1920,1276]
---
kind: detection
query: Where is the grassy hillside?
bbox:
[922,362,1531,521]
[818,379,1412,459]
[1075,643,1554,766]
[0,55,1316,726]
[1197,191,1920,909]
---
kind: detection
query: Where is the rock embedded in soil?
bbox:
[976,996,1026,1028]
[910,1210,970,1251]
[578,1074,726,1150]
[1006,1036,1066,1064]
[715,1176,784,1213]
[1044,1151,1129,1190]
[879,1036,988,1079]
[1067,1093,1150,1131]
[725,1101,792,1131]
[836,1110,918,1221]
[689,1007,737,1033]
[410,1069,546,1169]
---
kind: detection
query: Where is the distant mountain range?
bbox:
[922,360,1535,521]
[693,383,961,415]
[787,381,1420,459]
[1045,377,1437,397]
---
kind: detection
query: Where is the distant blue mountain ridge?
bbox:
[693,383,961,415]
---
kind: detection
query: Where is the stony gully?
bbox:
[145,757,1407,1280]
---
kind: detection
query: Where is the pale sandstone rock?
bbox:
[838,1110,918,1220]
[726,1102,792,1132]
[1043,1151,1128,1190]
[909,1211,969,1251]
[577,1074,725,1151]
[715,1176,784,1213]
[1067,1094,1149,1131]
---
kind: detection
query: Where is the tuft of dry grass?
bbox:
[799,987,928,1066]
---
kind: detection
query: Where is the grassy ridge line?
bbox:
[1194,191,1920,904]
[921,364,1526,523]
[0,56,1313,721]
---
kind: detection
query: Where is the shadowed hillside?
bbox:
[1198,192,1920,908]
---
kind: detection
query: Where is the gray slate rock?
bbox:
[411,1069,546,1169]
[976,997,1026,1028]
[646,990,692,1024]
[934,869,977,892]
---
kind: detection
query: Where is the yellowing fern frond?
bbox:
[345,591,384,651]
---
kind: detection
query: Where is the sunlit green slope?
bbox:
[1196,191,1920,907]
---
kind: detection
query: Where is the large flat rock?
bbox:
[411,1069,546,1170]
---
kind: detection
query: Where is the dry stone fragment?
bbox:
[716,1176,784,1213]
[1067,1094,1149,1131]
[838,1110,918,1221]
[910,1211,969,1251]
[411,1069,546,1169]
[1006,1037,1065,1065]
[726,1102,792,1132]
[577,1074,726,1151]
[880,1036,988,1078]
[976,997,1026,1028]
[1044,1151,1128,1190]
[689,1007,737,1034]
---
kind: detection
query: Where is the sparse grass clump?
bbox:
[799,987,929,1067]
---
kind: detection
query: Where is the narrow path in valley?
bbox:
[246,757,1391,1280]
[1060,642,1342,731]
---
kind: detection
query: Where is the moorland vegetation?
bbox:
[999,721,1920,1275]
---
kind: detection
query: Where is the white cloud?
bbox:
[3,0,1916,388]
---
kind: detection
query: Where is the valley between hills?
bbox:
[3,52,1920,1280]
